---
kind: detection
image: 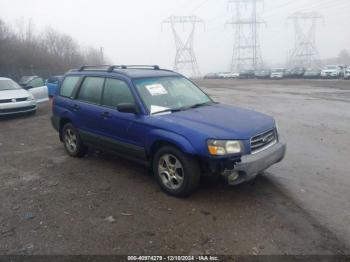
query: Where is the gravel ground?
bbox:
[0,79,349,255]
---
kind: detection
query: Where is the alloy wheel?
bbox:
[64,128,77,154]
[158,154,184,190]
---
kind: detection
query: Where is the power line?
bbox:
[190,0,212,13]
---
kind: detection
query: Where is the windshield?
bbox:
[306,69,319,72]
[272,69,283,73]
[134,76,212,114]
[47,76,62,84]
[325,66,337,70]
[0,79,22,91]
[19,76,34,85]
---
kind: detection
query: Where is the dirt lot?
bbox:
[0,79,349,255]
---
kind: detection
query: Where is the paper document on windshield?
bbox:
[150,105,171,115]
[145,84,168,96]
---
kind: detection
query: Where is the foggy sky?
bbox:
[0,0,349,74]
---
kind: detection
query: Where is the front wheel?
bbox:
[62,123,87,157]
[153,146,200,197]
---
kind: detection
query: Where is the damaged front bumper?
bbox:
[203,139,287,185]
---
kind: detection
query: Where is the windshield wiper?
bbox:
[152,102,214,115]
[152,107,184,115]
[188,101,214,109]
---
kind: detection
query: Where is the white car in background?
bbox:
[344,66,350,80]
[0,77,46,116]
[320,65,344,79]
[228,72,240,78]
[270,68,286,79]
[217,72,232,79]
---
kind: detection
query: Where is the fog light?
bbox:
[228,171,240,183]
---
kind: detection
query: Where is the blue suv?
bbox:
[51,65,286,197]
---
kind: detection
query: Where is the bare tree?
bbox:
[0,19,107,80]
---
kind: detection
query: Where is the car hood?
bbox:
[154,103,275,140]
[0,89,30,99]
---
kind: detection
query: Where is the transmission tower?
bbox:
[162,16,204,78]
[226,0,265,72]
[287,12,324,68]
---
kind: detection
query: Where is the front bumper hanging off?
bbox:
[228,140,287,185]
[204,138,287,185]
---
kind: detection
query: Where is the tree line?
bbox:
[0,19,105,81]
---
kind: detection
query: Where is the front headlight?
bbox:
[27,94,35,101]
[207,140,242,156]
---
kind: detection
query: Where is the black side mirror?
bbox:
[25,85,34,90]
[117,103,137,114]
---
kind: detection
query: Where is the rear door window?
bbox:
[77,77,105,104]
[60,76,80,98]
[30,77,44,87]
[102,78,134,108]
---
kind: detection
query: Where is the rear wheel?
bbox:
[62,123,87,157]
[153,146,200,197]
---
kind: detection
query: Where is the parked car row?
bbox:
[204,65,350,80]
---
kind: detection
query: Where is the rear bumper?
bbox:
[0,100,37,116]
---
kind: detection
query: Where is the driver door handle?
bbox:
[101,111,112,119]
[71,104,80,111]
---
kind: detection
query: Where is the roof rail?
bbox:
[78,65,111,71]
[108,65,160,72]
[77,65,161,73]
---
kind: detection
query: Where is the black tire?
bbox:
[153,145,200,197]
[62,123,87,158]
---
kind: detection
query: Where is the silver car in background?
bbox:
[344,66,350,80]
[0,77,41,116]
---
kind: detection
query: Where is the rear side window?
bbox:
[60,76,80,98]
[102,78,134,108]
[77,77,104,104]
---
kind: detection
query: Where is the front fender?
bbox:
[145,129,197,156]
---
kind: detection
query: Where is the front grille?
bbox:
[0,97,28,103]
[16,97,28,102]
[250,129,277,154]
[0,99,12,103]
[0,105,36,114]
